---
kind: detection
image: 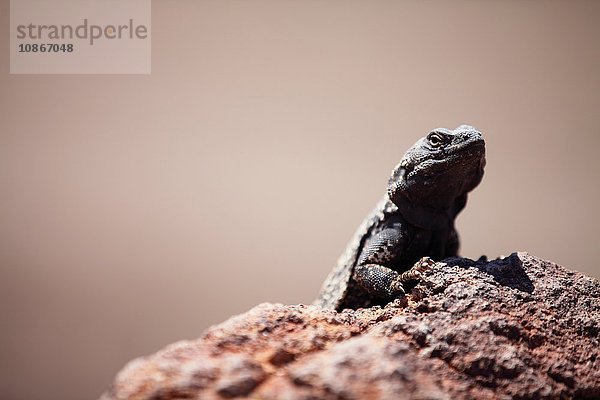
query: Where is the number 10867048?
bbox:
[18,43,74,53]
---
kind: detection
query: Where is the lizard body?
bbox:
[315,125,486,310]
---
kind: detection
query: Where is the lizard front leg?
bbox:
[353,228,410,300]
[353,228,435,300]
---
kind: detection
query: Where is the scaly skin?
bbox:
[315,125,486,310]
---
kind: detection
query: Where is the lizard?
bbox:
[315,125,486,310]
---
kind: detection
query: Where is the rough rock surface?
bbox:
[100,253,600,400]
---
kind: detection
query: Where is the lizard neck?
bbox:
[392,192,452,231]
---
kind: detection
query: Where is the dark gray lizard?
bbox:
[315,125,486,310]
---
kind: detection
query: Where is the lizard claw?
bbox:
[398,257,436,282]
[390,280,406,296]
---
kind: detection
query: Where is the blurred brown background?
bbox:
[1,1,599,399]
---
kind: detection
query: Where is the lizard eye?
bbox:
[427,132,444,148]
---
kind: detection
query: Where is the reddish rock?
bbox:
[100,253,600,400]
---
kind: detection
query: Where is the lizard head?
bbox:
[388,125,486,211]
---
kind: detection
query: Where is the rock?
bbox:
[100,253,600,400]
